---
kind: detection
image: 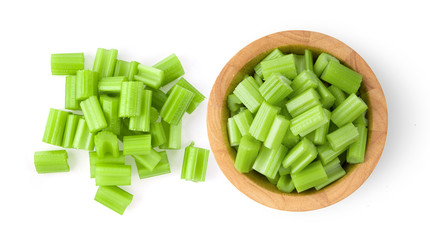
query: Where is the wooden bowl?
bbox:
[207,30,388,211]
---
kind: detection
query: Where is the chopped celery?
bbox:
[136,151,171,179]
[65,75,80,110]
[99,95,121,136]
[42,108,69,146]
[134,64,164,89]
[258,73,293,105]
[94,186,133,215]
[289,70,319,98]
[347,124,368,164]
[261,54,297,80]
[149,87,167,111]
[150,122,166,147]
[295,54,305,74]
[73,118,94,151]
[227,93,243,113]
[279,166,291,175]
[254,48,284,78]
[290,145,318,174]
[316,79,335,109]
[264,115,290,150]
[34,150,69,174]
[331,93,368,127]
[95,163,131,186]
[313,109,331,145]
[119,81,144,117]
[235,135,261,173]
[159,120,181,149]
[94,131,119,158]
[291,160,327,193]
[253,74,263,86]
[114,60,139,81]
[233,75,264,113]
[129,90,152,132]
[123,134,151,155]
[80,96,107,133]
[51,53,84,75]
[267,174,280,185]
[153,53,185,85]
[232,109,254,136]
[282,137,316,168]
[286,88,321,117]
[314,52,339,77]
[167,77,205,114]
[76,70,98,101]
[227,117,242,147]
[282,128,300,148]
[304,49,313,71]
[249,101,280,141]
[321,60,362,94]
[98,76,126,93]
[150,107,159,123]
[181,142,210,182]
[353,110,368,126]
[277,175,295,193]
[93,48,118,79]
[253,145,288,179]
[315,159,346,190]
[62,114,80,148]
[160,85,195,125]
[317,142,348,165]
[132,148,162,171]
[290,105,329,137]
[328,85,346,108]
[327,123,359,151]
[89,152,125,178]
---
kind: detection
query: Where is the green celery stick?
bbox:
[264,115,290,150]
[51,53,84,75]
[295,54,305,74]
[129,89,152,132]
[315,79,335,109]
[42,108,70,146]
[282,137,316,168]
[267,173,280,185]
[98,76,126,93]
[249,101,280,141]
[259,73,293,105]
[235,135,261,173]
[304,49,313,71]
[227,93,243,113]
[233,75,264,113]
[149,87,167,111]
[290,105,329,137]
[123,134,151,155]
[80,96,107,133]
[279,166,291,175]
[94,131,119,158]
[76,70,98,101]
[153,53,185,85]
[34,150,69,174]
[289,69,319,98]
[253,145,288,179]
[286,88,321,117]
[73,118,94,151]
[167,77,205,114]
[93,48,118,79]
[119,81,144,117]
[132,148,163,171]
[95,163,132,186]
[150,122,166,147]
[353,110,368,126]
[150,107,159,123]
[290,145,318,174]
[65,75,80,110]
[232,109,254,136]
[282,128,300,148]
[181,142,210,182]
[317,142,348,165]
[277,174,295,193]
[254,48,284,78]
[328,85,346,108]
[159,120,182,149]
[94,186,133,215]
[315,158,346,190]
[89,152,125,178]
[99,95,121,136]
[314,52,339,77]
[261,54,297,80]
[253,74,263,86]
[327,123,359,151]
[291,160,328,193]
[321,60,362,94]
[227,117,242,147]
[331,93,368,127]
[160,85,195,125]
[347,124,368,164]
[134,64,165,89]
[136,151,171,179]
[62,114,80,148]
[313,109,331,145]
[114,60,139,81]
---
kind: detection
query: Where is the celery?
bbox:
[347,124,368,164]
[317,142,347,165]
[264,115,290,150]
[94,186,133,215]
[73,118,94,151]
[249,101,280,141]
[89,152,125,178]
[34,150,69,174]
[159,120,181,150]
[261,54,297,80]
[150,122,166,147]
[93,48,118,79]
[227,117,242,147]
[316,79,335,109]
[168,77,205,114]
[235,135,261,173]
[132,148,162,171]
[282,128,300,148]
[327,123,359,151]
[314,52,339,77]
[129,90,152,132]
[304,49,313,71]
[259,73,293,105]
[99,95,121,136]
[95,164,132,186]
[331,93,368,127]
[295,54,305,74]
[289,70,319,98]
[42,108,69,146]
[134,64,164,89]
[160,85,195,125]
[114,60,139,81]
[282,138,316,168]
[279,166,291,175]
[315,159,346,190]
[76,70,98,101]
[62,114,80,148]
[291,160,328,193]
[286,88,321,117]
[94,131,119,158]
[290,105,329,137]
[51,53,84,75]
[227,93,243,113]
[151,107,159,123]
[353,111,368,126]
[98,76,126,93]
[181,142,210,182]
[277,175,295,193]
[153,53,185,85]
[290,145,318,174]
[233,75,264,113]
[80,96,107,133]
[136,151,171,179]
[123,134,151,156]
[313,109,331,145]
[253,145,288,179]
[254,48,284,78]
[149,87,167,111]
[321,60,362,94]
[328,85,346,108]
[119,81,144,117]
[267,174,280,185]
[65,75,80,110]
[232,109,254,136]
[253,74,263,86]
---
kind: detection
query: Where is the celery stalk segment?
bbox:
[249,101,280,141]
[34,150,69,174]
[94,186,133,215]
[233,75,264,113]
[181,142,210,182]
[235,135,261,173]
[51,53,84,75]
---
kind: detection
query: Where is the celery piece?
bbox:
[227,117,242,147]
[290,105,329,137]
[159,120,182,149]
[98,76,126,94]
[295,54,305,74]
[353,110,368,126]
[264,115,290,150]
[327,123,359,151]
[34,150,69,174]
[314,53,339,77]
[328,85,346,108]
[232,109,254,136]
[181,142,210,182]
[134,64,165,89]
[150,107,159,123]
[331,93,368,127]
[123,134,151,155]
[149,87,168,111]
[65,75,80,110]
[282,128,300,148]
[254,48,284,78]
[347,124,368,164]
[118,119,138,142]
[89,152,125,178]
[132,148,162,171]
[42,108,70,146]
[51,53,84,75]
[167,77,205,114]
[95,164,131,186]
[253,145,288,179]
[279,166,291,175]
[62,114,80,148]
[76,70,98,101]
[259,73,293,105]
[282,137,316,168]
[290,145,318,174]
[249,101,280,141]
[114,60,139,81]
[277,175,295,193]
[80,96,107,133]
[160,85,195,125]
[95,186,133,215]
[286,88,321,117]
[289,70,319,98]
[253,74,263,86]
[304,49,313,71]
[153,53,185,85]
[267,173,280,185]
[321,60,362,94]
[93,48,118,79]
[316,79,335,109]
[129,90,152,132]
[94,131,119,158]
[317,142,348,165]
[291,160,328,193]
[315,159,346,190]
[150,122,166,147]
[313,109,331,145]
[136,151,171,179]
[73,118,94,150]
[235,135,261,173]
[261,54,297,80]
[227,93,243,113]
[233,76,264,113]
[119,81,144,117]
[99,95,121,136]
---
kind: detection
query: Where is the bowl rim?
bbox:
[206,30,388,211]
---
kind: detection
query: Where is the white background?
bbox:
[1,0,429,239]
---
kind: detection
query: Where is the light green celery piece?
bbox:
[181,142,210,182]
[62,114,80,148]
[76,70,98,101]
[290,145,318,174]
[118,119,138,142]
[254,48,284,78]
[95,164,131,186]
[282,137,316,168]
[264,115,290,150]
[132,148,162,171]
[259,73,293,105]
[279,166,291,175]
[327,123,359,151]
[160,85,195,125]
[51,53,84,75]
[227,93,243,113]
[316,79,335,109]
[99,95,121,136]
[286,88,321,117]
[304,49,313,71]
[114,60,139,81]
[94,131,119,158]
[282,128,300,148]
[136,151,171,179]
[321,60,362,94]
[317,142,348,165]
[267,173,280,185]
[150,107,159,123]
[315,159,346,190]
[123,134,151,155]
[294,54,305,74]
[353,110,368,126]
[153,53,185,85]
[89,151,125,178]
[150,122,166,147]
[42,108,70,146]
[249,101,280,141]
[119,81,144,117]
[94,186,133,215]
[134,64,165,89]
[235,135,261,173]
[313,109,331,145]
[73,118,94,150]
[277,175,295,193]
[149,87,167,111]
[232,109,254,136]
[98,76,126,93]
[328,85,346,108]
[233,75,264,113]
[34,150,69,174]
[253,145,288,179]
[347,124,368,164]
[227,117,242,147]
[291,160,328,193]
[290,105,329,137]
[261,54,297,80]
[80,96,107,133]
[253,74,263,86]
[289,69,319,98]
[93,48,118,79]
[331,93,368,127]
[65,75,80,110]
[159,120,181,149]
[129,90,152,132]
[167,77,205,114]
[314,53,339,77]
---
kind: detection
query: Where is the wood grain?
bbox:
[207,30,388,211]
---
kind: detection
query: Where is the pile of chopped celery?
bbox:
[228,49,368,193]
[34,49,209,215]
